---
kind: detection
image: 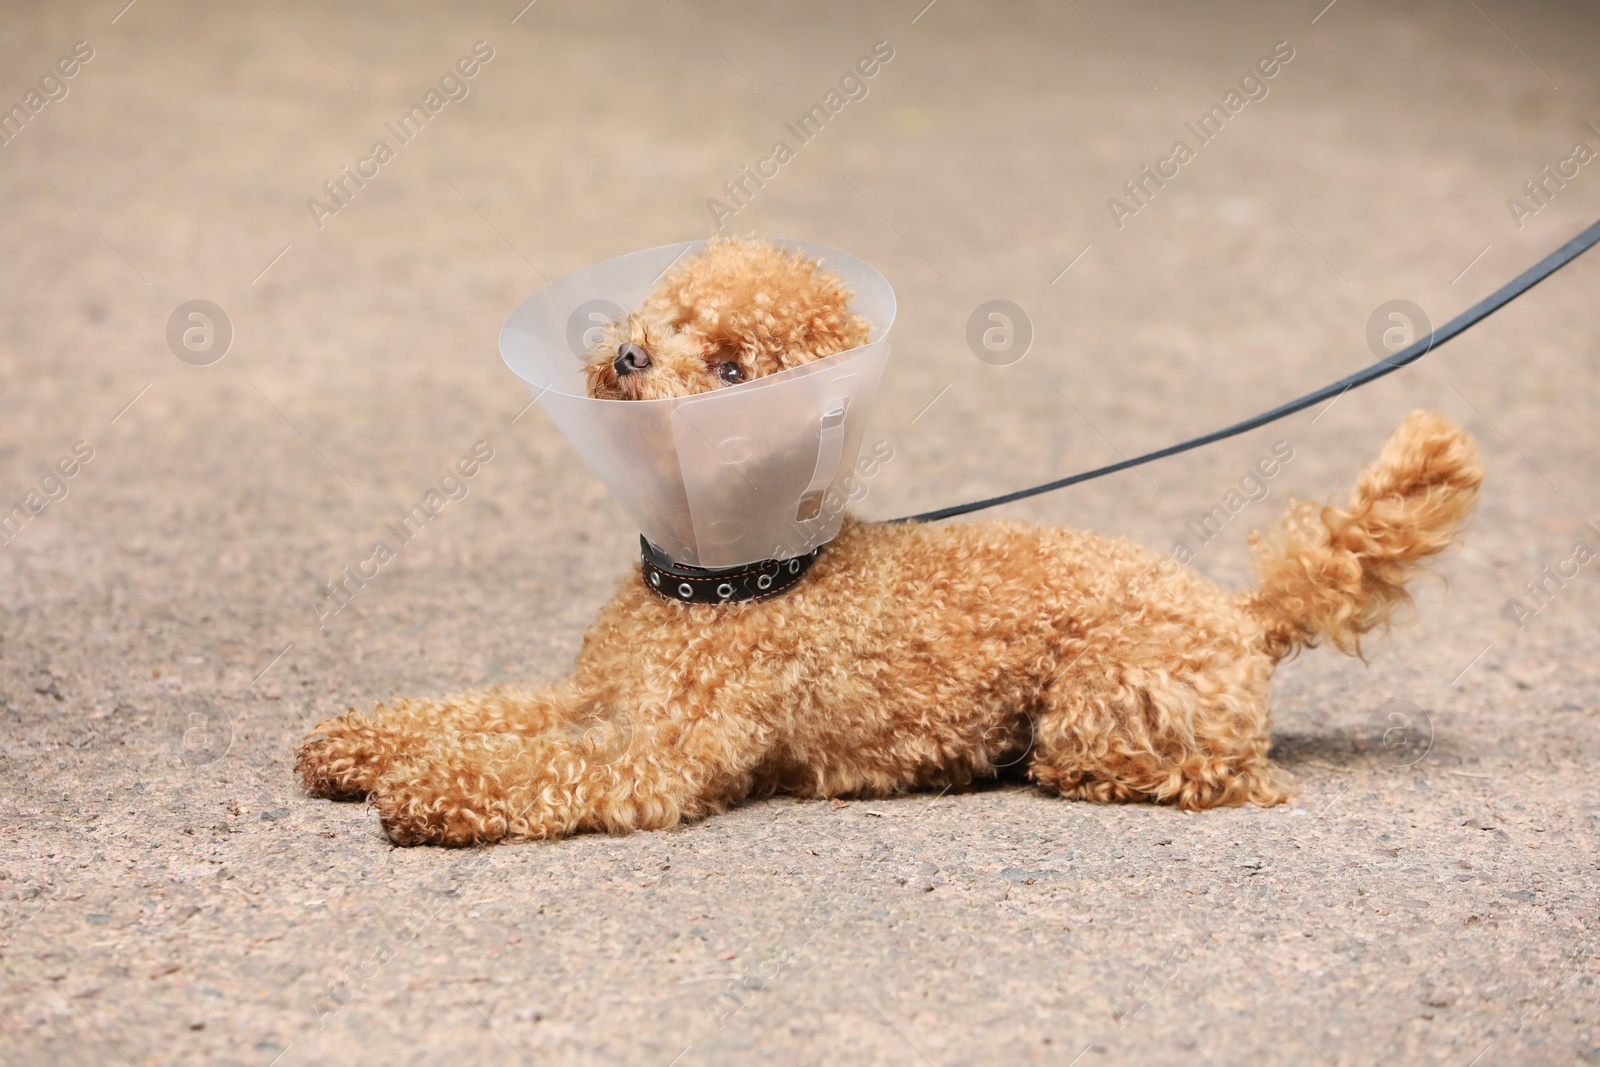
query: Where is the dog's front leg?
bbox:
[295,684,581,801]
[369,705,761,846]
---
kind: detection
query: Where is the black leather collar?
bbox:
[641,537,821,605]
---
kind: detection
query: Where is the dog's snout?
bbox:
[614,343,652,376]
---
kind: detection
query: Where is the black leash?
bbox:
[892,218,1600,525]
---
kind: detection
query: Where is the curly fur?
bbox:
[296,238,1482,846]
[1247,411,1483,659]
[581,236,870,401]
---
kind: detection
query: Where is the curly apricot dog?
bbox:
[296,237,1482,846]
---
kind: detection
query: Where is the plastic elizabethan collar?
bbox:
[499,238,896,569]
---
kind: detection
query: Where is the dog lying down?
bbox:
[296,236,1482,846]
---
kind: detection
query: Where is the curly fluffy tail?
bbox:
[1245,410,1482,660]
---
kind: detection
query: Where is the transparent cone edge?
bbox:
[500,238,897,569]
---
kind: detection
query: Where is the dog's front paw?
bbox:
[294,710,403,800]
[370,762,511,847]
[368,734,566,847]
[371,796,492,847]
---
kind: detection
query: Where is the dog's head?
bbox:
[582,237,871,401]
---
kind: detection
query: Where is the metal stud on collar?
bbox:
[640,536,823,605]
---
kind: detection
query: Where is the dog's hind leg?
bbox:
[368,705,763,846]
[295,685,580,801]
[1025,645,1287,811]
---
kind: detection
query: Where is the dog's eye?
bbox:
[715,362,745,385]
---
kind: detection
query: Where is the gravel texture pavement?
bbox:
[2,1,1598,1064]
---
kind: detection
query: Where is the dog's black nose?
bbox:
[614,343,652,375]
